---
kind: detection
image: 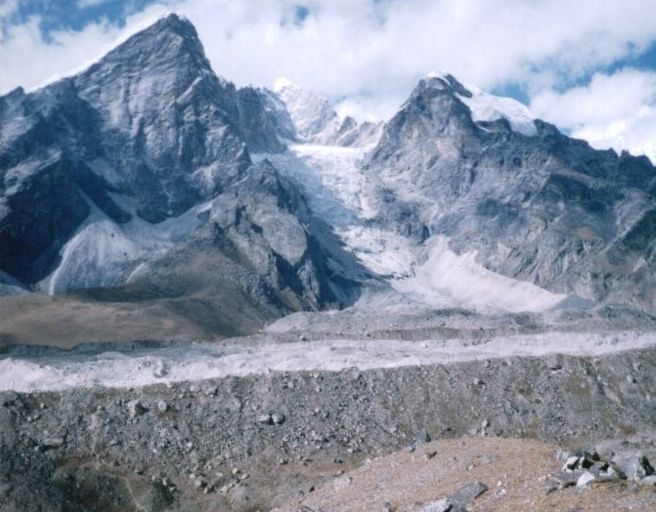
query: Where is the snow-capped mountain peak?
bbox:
[425,73,537,136]
[272,76,340,143]
[273,76,299,93]
[272,76,382,148]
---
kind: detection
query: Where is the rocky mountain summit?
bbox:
[364,74,656,307]
[0,14,367,341]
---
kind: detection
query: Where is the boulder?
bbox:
[422,498,452,512]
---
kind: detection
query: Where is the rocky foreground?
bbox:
[1,346,655,511]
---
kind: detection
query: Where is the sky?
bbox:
[1,0,655,162]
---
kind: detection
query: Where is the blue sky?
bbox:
[1,0,655,161]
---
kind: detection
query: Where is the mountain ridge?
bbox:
[1,14,655,346]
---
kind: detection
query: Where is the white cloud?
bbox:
[77,0,112,7]
[531,69,656,163]
[0,0,18,18]
[1,0,655,160]
[2,0,656,96]
[0,4,171,93]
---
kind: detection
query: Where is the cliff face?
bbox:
[364,75,656,307]
[0,15,365,334]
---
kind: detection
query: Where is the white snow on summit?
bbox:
[273,76,341,143]
[428,73,537,136]
[459,88,537,136]
[273,77,382,147]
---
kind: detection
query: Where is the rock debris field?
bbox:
[1,346,655,511]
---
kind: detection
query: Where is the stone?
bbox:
[612,453,654,481]
[422,498,452,512]
[0,392,19,407]
[41,436,65,449]
[549,471,580,489]
[450,481,487,506]
[597,464,623,482]
[383,501,394,512]
[128,400,148,418]
[641,475,656,486]
[563,456,580,471]
[157,400,169,413]
[424,451,437,461]
[415,431,432,444]
[576,471,595,488]
[271,412,286,425]
[257,413,272,425]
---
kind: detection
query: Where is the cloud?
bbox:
[77,0,112,7]
[0,0,18,18]
[3,0,656,95]
[0,3,171,93]
[530,69,656,163]
[1,0,655,158]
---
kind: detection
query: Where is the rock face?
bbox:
[0,14,365,335]
[364,74,656,308]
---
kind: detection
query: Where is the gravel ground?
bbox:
[284,436,656,512]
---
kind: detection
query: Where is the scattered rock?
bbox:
[612,453,654,481]
[563,455,580,471]
[422,498,452,512]
[257,413,272,425]
[576,471,596,488]
[41,436,65,450]
[0,482,13,498]
[127,399,148,418]
[450,481,487,506]
[157,400,169,413]
[641,475,656,486]
[0,392,19,407]
[271,412,286,425]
